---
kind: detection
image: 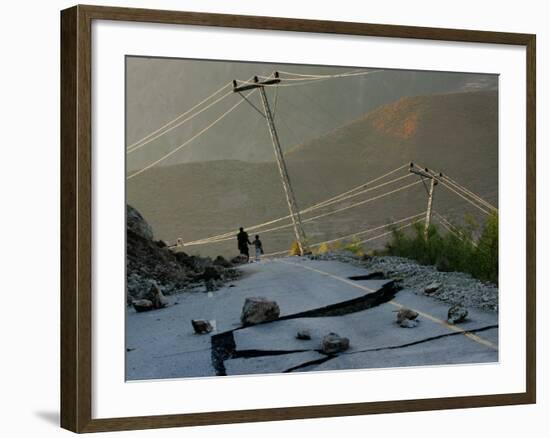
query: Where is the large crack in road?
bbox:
[211,276,400,376]
[211,258,498,377]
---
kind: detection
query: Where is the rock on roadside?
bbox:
[137,282,169,309]
[127,204,153,240]
[424,282,442,294]
[191,319,213,334]
[395,308,419,324]
[448,305,469,324]
[132,299,154,313]
[321,333,350,354]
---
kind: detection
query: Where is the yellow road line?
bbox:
[278,259,498,351]
[278,259,376,293]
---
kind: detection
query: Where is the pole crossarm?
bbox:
[411,162,495,216]
[409,163,438,182]
[233,73,281,92]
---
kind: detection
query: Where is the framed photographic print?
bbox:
[60,4,536,433]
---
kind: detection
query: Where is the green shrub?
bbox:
[384,212,498,284]
[343,237,365,256]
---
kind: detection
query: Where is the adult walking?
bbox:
[237,227,252,262]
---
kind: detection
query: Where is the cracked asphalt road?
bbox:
[126,256,498,380]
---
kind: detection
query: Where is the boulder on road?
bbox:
[321,333,350,354]
[395,308,419,324]
[448,305,468,324]
[240,297,280,326]
[191,319,213,334]
[296,330,312,340]
[132,299,153,312]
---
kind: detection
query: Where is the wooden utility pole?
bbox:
[409,163,437,239]
[233,73,308,256]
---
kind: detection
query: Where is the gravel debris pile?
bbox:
[311,251,498,313]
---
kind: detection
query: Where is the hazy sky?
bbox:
[126,57,497,171]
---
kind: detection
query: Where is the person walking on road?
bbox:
[252,235,264,262]
[237,227,252,262]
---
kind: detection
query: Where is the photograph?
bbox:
[125,56,500,380]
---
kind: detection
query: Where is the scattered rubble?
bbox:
[313,251,498,313]
[296,330,312,340]
[201,265,222,281]
[213,256,233,268]
[448,305,469,324]
[191,319,214,334]
[240,297,281,326]
[321,332,350,354]
[205,279,217,292]
[126,204,241,303]
[231,255,249,265]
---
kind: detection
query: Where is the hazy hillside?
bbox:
[126,59,497,169]
[127,90,498,258]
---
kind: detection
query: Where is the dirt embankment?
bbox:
[126,204,240,303]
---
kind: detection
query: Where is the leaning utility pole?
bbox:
[409,163,437,239]
[233,73,308,256]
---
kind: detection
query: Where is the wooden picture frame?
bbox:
[60,4,536,433]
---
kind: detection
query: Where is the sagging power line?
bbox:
[179,161,496,250]
[185,171,414,246]
[126,69,383,177]
[126,90,256,180]
[126,81,232,152]
[124,66,498,256]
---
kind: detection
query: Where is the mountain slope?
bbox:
[127,90,498,258]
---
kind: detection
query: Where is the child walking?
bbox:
[252,235,264,262]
